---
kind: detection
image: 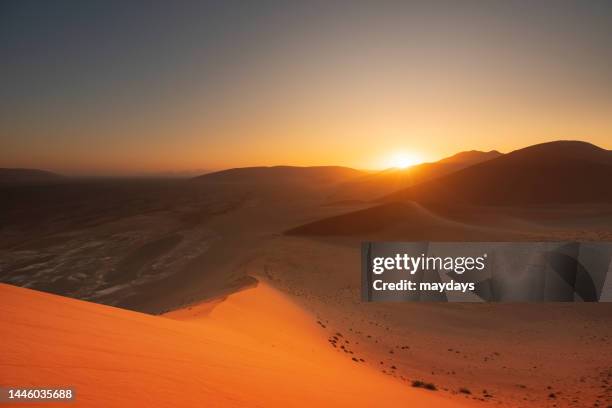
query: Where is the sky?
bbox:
[1,0,611,175]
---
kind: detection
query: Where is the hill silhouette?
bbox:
[194,165,364,186]
[385,141,612,205]
[0,168,63,184]
[329,150,502,202]
[437,149,501,164]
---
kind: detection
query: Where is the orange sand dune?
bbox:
[0,283,474,407]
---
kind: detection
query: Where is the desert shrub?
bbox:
[411,380,437,391]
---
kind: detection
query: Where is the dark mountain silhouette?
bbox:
[193,166,364,185]
[384,141,612,205]
[287,141,612,238]
[0,168,64,184]
[437,149,501,164]
[329,150,502,201]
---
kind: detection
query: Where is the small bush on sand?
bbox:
[411,380,437,391]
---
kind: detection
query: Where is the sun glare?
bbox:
[386,152,423,169]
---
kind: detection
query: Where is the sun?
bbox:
[386,152,424,169]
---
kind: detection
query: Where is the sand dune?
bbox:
[251,236,612,408]
[288,141,612,240]
[0,170,367,314]
[286,202,470,237]
[2,141,612,408]
[285,201,564,240]
[385,141,612,205]
[0,282,473,407]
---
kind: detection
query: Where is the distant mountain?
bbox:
[287,141,612,238]
[437,150,502,164]
[384,141,612,205]
[0,168,64,184]
[193,166,365,185]
[329,150,502,202]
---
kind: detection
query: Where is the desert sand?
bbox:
[0,282,473,407]
[2,141,612,407]
[247,236,612,407]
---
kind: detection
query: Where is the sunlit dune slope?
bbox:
[0,283,473,407]
[385,141,612,205]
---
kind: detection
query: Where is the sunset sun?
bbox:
[386,152,424,169]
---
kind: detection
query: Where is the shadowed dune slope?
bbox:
[284,201,514,240]
[286,202,455,236]
[0,283,472,407]
[384,141,612,205]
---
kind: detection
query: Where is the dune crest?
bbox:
[0,283,473,407]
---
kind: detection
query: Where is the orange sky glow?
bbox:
[2,2,611,175]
